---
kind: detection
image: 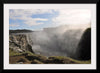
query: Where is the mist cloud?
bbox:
[26,25,88,58]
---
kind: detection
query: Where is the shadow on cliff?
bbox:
[75,28,91,60]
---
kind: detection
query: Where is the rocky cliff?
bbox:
[75,28,91,60]
[9,34,34,53]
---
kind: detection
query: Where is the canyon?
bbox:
[9,25,91,64]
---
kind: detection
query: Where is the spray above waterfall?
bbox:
[26,25,90,58]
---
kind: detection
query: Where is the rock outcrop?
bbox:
[9,34,34,53]
[76,28,91,60]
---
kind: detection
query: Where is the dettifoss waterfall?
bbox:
[26,25,86,58]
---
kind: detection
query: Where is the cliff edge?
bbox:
[9,34,34,53]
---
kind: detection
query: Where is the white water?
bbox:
[26,26,86,58]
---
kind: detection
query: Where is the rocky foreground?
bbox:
[9,50,91,64]
[9,28,91,64]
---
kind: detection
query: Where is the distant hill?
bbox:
[9,29,33,33]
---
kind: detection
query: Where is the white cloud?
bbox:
[9,9,51,26]
[52,9,91,29]
[9,23,19,27]
[9,9,54,20]
[9,9,91,29]
[33,18,48,21]
[23,18,48,26]
[24,20,44,26]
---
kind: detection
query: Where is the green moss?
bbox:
[9,49,23,56]
[9,49,91,64]
[9,49,34,56]
[31,59,43,64]
[24,51,47,62]
[48,56,91,64]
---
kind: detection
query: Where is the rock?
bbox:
[9,34,34,53]
[25,54,47,62]
[45,56,79,64]
[17,62,23,64]
[31,59,43,64]
[76,28,91,60]
[17,58,26,63]
[26,44,34,53]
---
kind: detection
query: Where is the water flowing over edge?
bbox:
[25,26,86,58]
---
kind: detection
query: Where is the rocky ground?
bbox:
[9,50,91,64]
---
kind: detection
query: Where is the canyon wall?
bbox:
[9,34,34,53]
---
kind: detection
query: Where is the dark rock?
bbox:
[31,59,43,64]
[76,28,91,60]
[25,54,47,63]
[26,44,34,53]
[25,56,36,61]
[17,58,26,63]
[9,29,33,34]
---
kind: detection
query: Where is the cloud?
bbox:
[9,9,54,20]
[33,18,48,21]
[52,9,91,29]
[24,20,44,26]
[9,9,51,26]
[23,18,48,26]
[9,23,19,27]
[9,9,91,29]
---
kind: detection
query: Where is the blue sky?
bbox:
[9,9,91,30]
[9,9,59,30]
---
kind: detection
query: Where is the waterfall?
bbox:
[26,26,86,58]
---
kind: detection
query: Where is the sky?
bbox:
[9,9,91,30]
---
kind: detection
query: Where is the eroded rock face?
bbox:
[9,34,34,53]
[76,28,91,60]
